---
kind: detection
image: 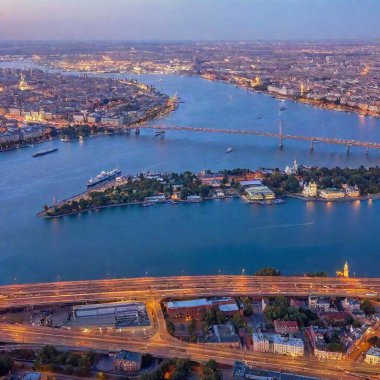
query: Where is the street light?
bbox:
[242,269,245,276]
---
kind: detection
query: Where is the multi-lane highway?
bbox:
[1,275,380,309]
[1,275,380,379]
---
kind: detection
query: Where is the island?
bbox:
[39,164,380,218]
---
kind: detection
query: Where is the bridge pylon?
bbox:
[346,144,350,154]
[310,140,314,152]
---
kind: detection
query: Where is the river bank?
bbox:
[38,165,380,219]
[201,76,380,119]
[0,99,177,153]
[287,193,380,203]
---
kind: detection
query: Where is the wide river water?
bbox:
[1,64,380,283]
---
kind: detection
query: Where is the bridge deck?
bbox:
[130,124,380,149]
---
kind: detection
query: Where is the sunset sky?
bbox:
[0,0,379,40]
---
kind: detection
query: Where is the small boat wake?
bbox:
[254,222,314,230]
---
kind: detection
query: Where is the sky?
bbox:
[0,0,379,41]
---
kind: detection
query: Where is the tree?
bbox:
[142,353,154,367]
[255,267,281,276]
[232,314,245,329]
[215,310,226,324]
[188,318,197,336]
[0,355,14,376]
[243,303,253,317]
[361,299,375,316]
[305,272,327,277]
[201,359,222,380]
[367,336,380,347]
[167,320,175,336]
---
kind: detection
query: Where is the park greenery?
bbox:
[34,345,96,376]
[0,354,14,376]
[323,331,346,353]
[263,166,380,195]
[367,336,380,348]
[361,299,376,316]
[44,171,212,217]
[201,359,222,380]
[43,165,380,217]
[140,358,193,380]
[264,296,322,328]
[166,320,176,336]
[255,267,281,276]
[305,272,328,277]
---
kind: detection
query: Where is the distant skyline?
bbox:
[1,0,380,41]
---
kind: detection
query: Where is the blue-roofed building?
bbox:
[113,350,142,373]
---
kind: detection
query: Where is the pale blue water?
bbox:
[1,66,380,283]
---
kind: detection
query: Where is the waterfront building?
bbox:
[198,172,224,187]
[364,347,380,365]
[336,262,350,278]
[113,350,142,373]
[343,185,360,197]
[186,195,202,202]
[245,185,275,201]
[274,320,299,334]
[144,195,166,203]
[302,181,318,197]
[319,188,345,199]
[238,179,263,187]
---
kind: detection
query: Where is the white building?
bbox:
[341,298,361,312]
[308,296,332,312]
[252,333,304,357]
[272,335,304,357]
[319,188,345,199]
[252,333,270,353]
[365,347,380,365]
[302,181,318,197]
[245,185,275,201]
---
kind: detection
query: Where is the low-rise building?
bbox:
[199,323,241,348]
[252,333,304,356]
[272,334,304,357]
[365,347,380,365]
[144,195,166,203]
[302,181,318,197]
[344,185,360,197]
[166,297,238,318]
[186,195,202,202]
[319,188,345,199]
[341,298,361,312]
[113,350,142,373]
[252,333,270,352]
[308,296,333,312]
[274,320,299,334]
[245,185,275,201]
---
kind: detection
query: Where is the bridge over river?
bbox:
[125,124,380,153]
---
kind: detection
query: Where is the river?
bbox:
[1,64,380,283]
